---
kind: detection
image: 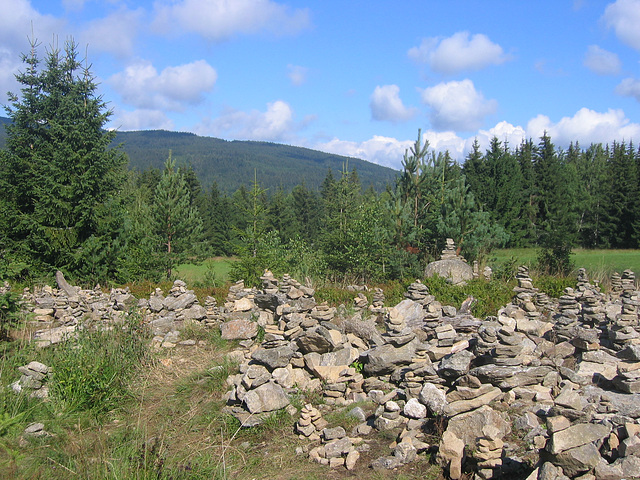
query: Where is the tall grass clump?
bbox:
[47,313,152,416]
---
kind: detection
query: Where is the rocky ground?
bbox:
[8,265,640,480]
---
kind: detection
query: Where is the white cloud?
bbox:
[287,64,308,86]
[583,45,622,75]
[316,136,413,170]
[315,130,467,170]
[109,59,217,111]
[196,100,295,142]
[603,0,640,51]
[616,77,640,101]
[466,121,527,153]
[408,31,510,74]
[152,0,311,41]
[0,0,66,102]
[420,79,497,131]
[111,109,175,131]
[78,7,143,57]
[526,108,640,146]
[370,85,417,123]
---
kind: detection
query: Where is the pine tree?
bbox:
[0,37,127,279]
[153,152,203,279]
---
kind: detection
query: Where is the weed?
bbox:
[46,314,152,416]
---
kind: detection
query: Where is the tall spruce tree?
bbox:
[0,38,127,279]
[153,153,203,279]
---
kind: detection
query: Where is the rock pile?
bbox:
[13,265,640,479]
[10,361,50,399]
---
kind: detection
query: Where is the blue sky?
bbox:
[2,0,640,170]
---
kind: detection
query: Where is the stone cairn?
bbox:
[441,237,463,260]
[10,361,50,399]
[13,266,640,479]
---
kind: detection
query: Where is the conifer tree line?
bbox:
[1,39,638,285]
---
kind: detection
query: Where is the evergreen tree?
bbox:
[533,133,577,274]
[153,153,203,279]
[605,141,640,248]
[0,38,127,279]
[201,182,232,256]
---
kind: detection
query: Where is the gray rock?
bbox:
[322,426,346,440]
[548,423,611,454]
[438,349,475,379]
[445,405,510,445]
[149,315,176,335]
[538,462,571,480]
[391,299,426,329]
[418,383,447,415]
[595,454,640,480]
[181,304,207,321]
[324,437,352,458]
[220,318,258,340]
[470,364,553,389]
[251,346,294,370]
[362,338,419,375]
[424,259,473,285]
[242,382,290,414]
[403,398,427,419]
[550,443,602,477]
[295,326,335,354]
[163,292,197,311]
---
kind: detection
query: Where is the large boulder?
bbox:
[242,382,290,414]
[361,338,420,375]
[424,259,473,286]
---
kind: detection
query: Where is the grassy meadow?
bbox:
[490,248,640,280]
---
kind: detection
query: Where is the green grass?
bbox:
[174,257,236,286]
[491,248,640,279]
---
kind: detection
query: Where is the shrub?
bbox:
[0,291,23,341]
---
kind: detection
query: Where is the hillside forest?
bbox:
[1,40,639,287]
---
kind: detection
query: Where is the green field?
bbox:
[490,248,640,279]
[174,257,236,285]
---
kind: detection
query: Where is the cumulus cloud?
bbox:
[152,0,311,41]
[78,7,143,57]
[603,0,640,51]
[287,64,308,86]
[526,108,640,146]
[583,45,622,75]
[109,59,217,111]
[421,79,497,131]
[196,100,295,142]
[0,0,66,102]
[370,85,417,123]
[110,109,175,131]
[466,121,527,154]
[616,77,640,101]
[408,31,510,74]
[316,130,467,170]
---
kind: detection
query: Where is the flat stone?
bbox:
[548,423,611,455]
[444,387,502,416]
[220,318,258,340]
[446,405,510,445]
[251,345,294,370]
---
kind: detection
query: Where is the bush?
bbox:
[537,243,574,276]
[0,291,22,341]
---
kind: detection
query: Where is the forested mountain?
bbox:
[0,116,397,193]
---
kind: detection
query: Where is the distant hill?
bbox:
[0,117,399,193]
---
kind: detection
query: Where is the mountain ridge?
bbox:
[0,116,398,193]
